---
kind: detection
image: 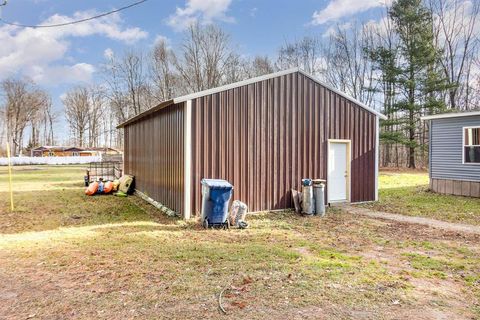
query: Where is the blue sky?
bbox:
[0,0,389,140]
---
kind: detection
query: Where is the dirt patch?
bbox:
[355,241,479,319]
[294,247,314,257]
[403,278,476,320]
[345,205,480,236]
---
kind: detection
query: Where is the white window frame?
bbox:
[462,126,480,165]
[72,151,80,157]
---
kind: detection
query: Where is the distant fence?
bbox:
[102,154,123,163]
[0,156,102,166]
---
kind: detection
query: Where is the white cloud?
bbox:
[0,10,148,85]
[153,35,169,46]
[363,16,391,37]
[30,63,95,85]
[322,22,352,38]
[103,48,114,60]
[167,0,234,31]
[38,11,148,43]
[312,0,390,25]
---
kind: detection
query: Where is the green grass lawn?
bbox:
[362,170,480,226]
[0,166,479,319]
[0,165,87,192]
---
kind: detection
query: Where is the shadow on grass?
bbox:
[0,188,180,234]
[0,220,187,248]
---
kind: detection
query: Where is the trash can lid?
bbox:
[201,179,233,189]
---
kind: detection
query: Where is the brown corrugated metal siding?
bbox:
[123,102,185,214]
[189,71,376,215]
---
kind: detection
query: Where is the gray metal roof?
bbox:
[421,110,480,120]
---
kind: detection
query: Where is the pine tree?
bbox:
[389,0,448,168]
[368,41,402,166]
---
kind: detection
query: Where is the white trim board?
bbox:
[422,111,480,121]
[375,116,380,201]
[462,126,480,166]
[297,70,387,120]
[183,100,192,219]
[173,68,298,103]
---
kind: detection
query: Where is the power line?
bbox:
[0,0,147,28]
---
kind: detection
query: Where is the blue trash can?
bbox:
[201,179,233,229]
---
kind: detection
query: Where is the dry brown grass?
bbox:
[0,166,479,319]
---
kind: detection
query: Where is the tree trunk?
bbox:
[395,143,399,168]
[409,109,415,168]
[79,131,83,148]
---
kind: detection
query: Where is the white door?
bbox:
[328,142,349,202]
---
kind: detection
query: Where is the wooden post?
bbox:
[6,142,14,211]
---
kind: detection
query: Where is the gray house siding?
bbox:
[430,115,480,182]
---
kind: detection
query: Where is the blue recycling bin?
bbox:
[201,179,233,228]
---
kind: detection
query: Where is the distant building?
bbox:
[31,146,121,157]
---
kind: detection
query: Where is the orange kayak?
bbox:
[85,181,99,196]
[104,181,113,194]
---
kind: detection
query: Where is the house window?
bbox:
[48,151,55,157]
[464,127,480,164]
[73,152,80,156]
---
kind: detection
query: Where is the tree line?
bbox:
[0,79,55,156]
[0,0,478,168]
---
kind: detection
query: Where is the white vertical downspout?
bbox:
[183,100,192,219]
[375,115,380,201]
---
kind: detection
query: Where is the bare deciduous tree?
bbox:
[429,0,480,110]
[151,39,179,102]
[28,90,51,148]
[87,87,105,148]
[174,23,238,92]
[120,50,153,115]
[42,98,57,146]
[103,50,153,122]
[276,36,323,76]
[1,78,48,155]
[323,23,378,106]
[245,56,276,78]
[63,87,90,147]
